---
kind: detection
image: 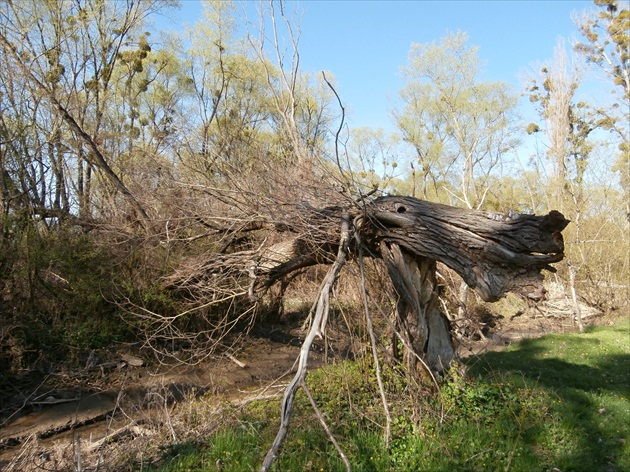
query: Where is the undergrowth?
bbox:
[149,318,629,471]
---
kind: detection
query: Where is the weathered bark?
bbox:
[381,242,455,370]
[365,196,568,302]
[371,196,566,368]
[253,197,568,298]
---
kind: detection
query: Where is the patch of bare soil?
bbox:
[0,309,604,471]
[0,321,328,470]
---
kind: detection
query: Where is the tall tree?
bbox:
[0,0,176,227]
[574,0,630,220]
[393,31,520,208]
[246,0,336,168]
[527,38,616,331]
[527,39,586,207]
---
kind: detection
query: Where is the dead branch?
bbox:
[356,223,392,445]
[226,353,247,368]
[260,212,352,472]
[302,382,351,471]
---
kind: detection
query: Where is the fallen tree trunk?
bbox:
[252,196,567,368]
[167,195,568,370]
[365,196,568,302]
[358,196,568,369]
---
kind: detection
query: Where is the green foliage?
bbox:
[468,321,630,471]
[440,366,525,424]
[0,223,139,375]
[576,0,629,100]
[525,122,540,134]
[394,31,520,206]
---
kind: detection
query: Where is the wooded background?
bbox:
[0,0,627,380]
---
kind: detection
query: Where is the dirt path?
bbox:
[0,325,327,469]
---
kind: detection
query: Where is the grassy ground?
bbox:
[149,318,629,471]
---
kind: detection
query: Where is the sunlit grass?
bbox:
[149,317,629,471]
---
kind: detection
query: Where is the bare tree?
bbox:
[0,0,177,230]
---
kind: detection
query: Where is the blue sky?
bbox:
[162,0,595,131]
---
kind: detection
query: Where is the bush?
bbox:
[0,223,134,376]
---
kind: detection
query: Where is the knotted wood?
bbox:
[364,196,569,302]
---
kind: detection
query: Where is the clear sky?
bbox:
[161,0,596,132]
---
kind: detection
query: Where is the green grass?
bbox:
[148,318,629,471]
[465,321,630,471]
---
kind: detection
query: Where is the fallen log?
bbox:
[360,196,568,369]
[169,195,569,370]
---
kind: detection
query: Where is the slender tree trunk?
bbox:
[568,262,584,332]
[0,31,151,231]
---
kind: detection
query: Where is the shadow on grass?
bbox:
[466,329,630,471]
